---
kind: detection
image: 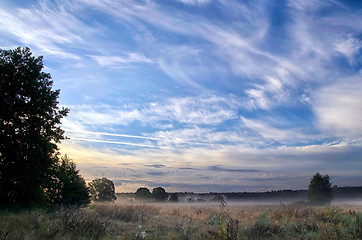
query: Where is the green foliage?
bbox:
[206,200,241,240]
[135,187,152,200]
[247,213,280,239]
[152,187,168,201]
[308,173,333,205]
[88,178,116,202]
[0,47,69,209]
[46,155,90,207]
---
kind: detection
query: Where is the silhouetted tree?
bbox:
[168,193,178,202]
[308,173,333,205]
[135,187,152,200]
[46,155,90,207]
[0,47,69,208]
[88,178,116,202]
[152,187,168,201]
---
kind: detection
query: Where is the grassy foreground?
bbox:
[0,202,361,240]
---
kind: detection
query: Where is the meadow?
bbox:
[0,200,361,240]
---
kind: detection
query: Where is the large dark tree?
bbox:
[88,178,117,202]
[307,173,333,205]
[46,155,90,207]
[0,47,69,208]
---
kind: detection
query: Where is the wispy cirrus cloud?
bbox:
[146,95,240,125]
[334,35,362,65]
[0,1,93,59]
[64,94,241,130]
[62,95,243,149]
[89,53,154,67]
[71,137,157,148]
[178,0,210,5]
[65,130,159,141]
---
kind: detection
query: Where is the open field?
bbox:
[0,201,361,240]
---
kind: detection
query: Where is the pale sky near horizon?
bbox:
[1,0,361,193]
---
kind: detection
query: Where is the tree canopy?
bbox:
[152,187,168,201]
[47,155,90,207]
[88,178,117,202]
[135,187,152,200]
[307,173,333,205]
[0,47,69,208]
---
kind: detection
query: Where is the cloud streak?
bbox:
[66,129,160,141]
[90,53,154,67]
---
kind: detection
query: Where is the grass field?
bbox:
[0,201,361,240]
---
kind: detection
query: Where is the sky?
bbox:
[0,0,361,193]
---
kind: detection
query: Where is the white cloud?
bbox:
[70,137,157,148]
[0,2,92,59]
[245,89,270,110]
[90,53,154,67]
[63,95,241,134]
[147,95,239,125]
[314,74,362,138]
[150,127,249,148]
[334,35,362,65]
[241,117,290,141]
[178,0,210,5]
[77,0,303,96]
[239,116,323,146]
[287,0,323,11]
[66,105,142,126]
[155,44,210,89]
[66,130,159,141]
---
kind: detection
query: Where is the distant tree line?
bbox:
[167,175,361,204]
[135,187,178,202]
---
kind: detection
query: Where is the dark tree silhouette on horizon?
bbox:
[308,173,333,205]
[152,187,168,201]
[135,187,152,200]
[0,47,69,208]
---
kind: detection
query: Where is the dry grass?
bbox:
[0,201,361,239]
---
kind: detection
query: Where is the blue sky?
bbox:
[1,0,361,192]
